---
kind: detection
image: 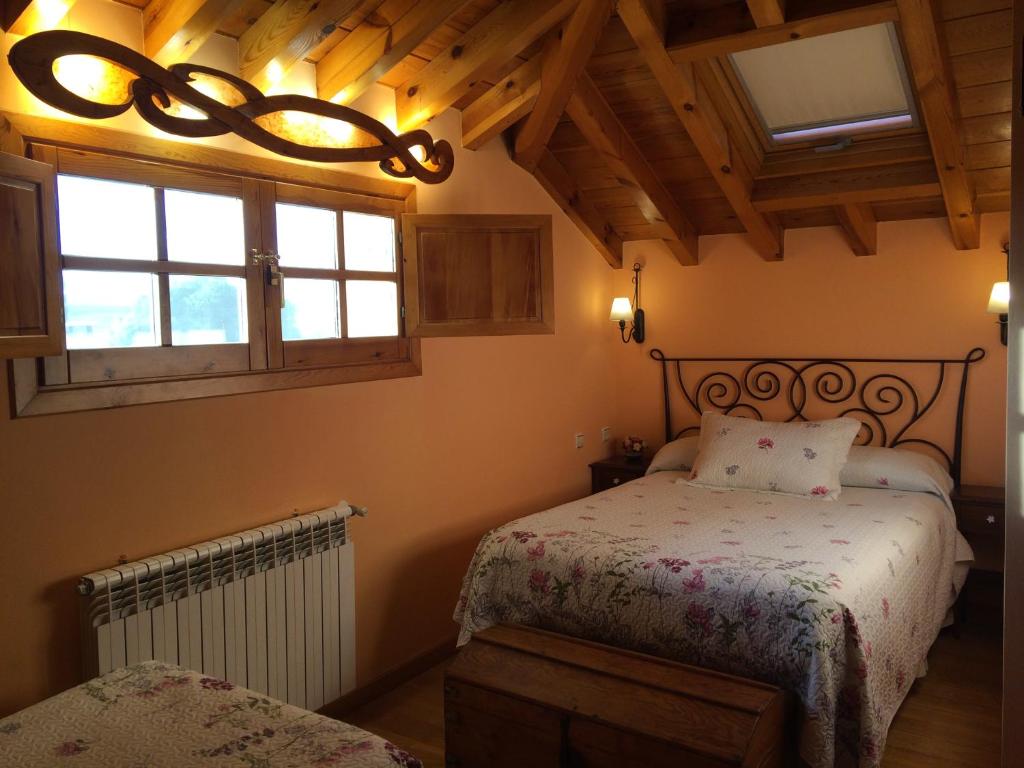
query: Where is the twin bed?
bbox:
[0,662,420,767]
[455,349,985,768]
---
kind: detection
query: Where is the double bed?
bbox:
[455,349,985,768]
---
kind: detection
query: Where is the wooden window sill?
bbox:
[10,340,420,416]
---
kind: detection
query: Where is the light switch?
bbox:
[575,433,585,449]
[601,427,611,443]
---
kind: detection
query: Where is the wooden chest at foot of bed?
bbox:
[443,624,791,768]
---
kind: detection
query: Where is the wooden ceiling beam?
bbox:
[746,0,785,27]
[835,203,877,255]
[666,1,898,63]
[4,0,75,34]
[513,0,614,171]
[619,0,783,261]
[144,0,241,66]
[239,0,364,92]
[535,149,624,268]
[757,134,933,179]
[752,161,941,211]
[462,56,542,151]
[566,72,699,266]
[316,0,467,105]
[896,0,980,249]
[394,0,576,133]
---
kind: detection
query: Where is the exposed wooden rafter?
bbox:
[144,0,241,66]
[394,0,576,133]
[619,0,783,261]
[316,0,467,105]
[666,1,898,63]
[896,0,980,249]
[835,203,878,256]
[3,0,76,34]
[752,161,941,211]
[566,72,699,266]
[745,0,785,27]
[535,149,624,268]
[462,56,542,151]
[512,0,614,171]
[239,0,364,92]
[757,135,933,179]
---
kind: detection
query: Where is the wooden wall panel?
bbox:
[0,180,44,331]
[402,214,554,335]
[0,151,63,358]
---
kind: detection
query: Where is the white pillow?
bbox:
[688,412,861,499]
[645,435,700,475]
[840,445,954,498]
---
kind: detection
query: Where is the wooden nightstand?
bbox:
[951,485,1004,627]
[590,454,651,494]
[951,485,1005,573]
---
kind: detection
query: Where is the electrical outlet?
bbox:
[575,433,585,449]
[601,427,612,443]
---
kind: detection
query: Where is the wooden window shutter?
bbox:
[0,151,63,358]
[401,214,554,336]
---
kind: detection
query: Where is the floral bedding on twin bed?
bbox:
[0,661,420,767]
[454,470,972,768]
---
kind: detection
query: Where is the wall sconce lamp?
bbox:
[987,244,1009,346]
[610,262,645,344]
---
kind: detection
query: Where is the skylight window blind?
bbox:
[730,23,915,142]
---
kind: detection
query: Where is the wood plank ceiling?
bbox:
[7,0,1010,267]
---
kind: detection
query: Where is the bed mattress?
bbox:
[0,661,420,767]
[455,470,970,768]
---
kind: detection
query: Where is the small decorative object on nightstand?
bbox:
[622,436,647,460]
[590,453,652,494]
[951,485,1004,625]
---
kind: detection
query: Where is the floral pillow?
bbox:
[645,435,700,475]
[840,445,954,501]
[688,412,861,499]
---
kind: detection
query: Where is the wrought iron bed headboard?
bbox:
[650,348,986,487]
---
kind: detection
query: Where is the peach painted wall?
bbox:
[610,215,1009,487]
[0,3,617,714]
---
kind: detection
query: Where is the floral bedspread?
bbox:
[455,471,969,768]
[0,661,420,767]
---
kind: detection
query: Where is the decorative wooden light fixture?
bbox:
[8,30,454,184]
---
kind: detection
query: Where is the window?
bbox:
[730,23,917,144]
[275,202,400,343]
[58,176,249,356]
[12,140,417,416]
[269,185,406,370]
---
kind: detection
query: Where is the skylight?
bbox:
[730,23,917,144]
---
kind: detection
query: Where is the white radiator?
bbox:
[79,501,362,710]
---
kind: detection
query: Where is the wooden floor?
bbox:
[346,624,1002,768]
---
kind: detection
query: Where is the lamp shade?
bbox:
[988,281,1010,314]
[609,297,633,322]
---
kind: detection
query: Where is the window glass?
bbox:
[57,175,158,260]
[165,190,245,265]
[169,275,248,345]
[63,270,160,349]
[282,278,341,340]
[276,203,338,269]
[343,211,396,272]
[346,280,398,338]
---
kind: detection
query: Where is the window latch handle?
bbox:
[251,249,284,305]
